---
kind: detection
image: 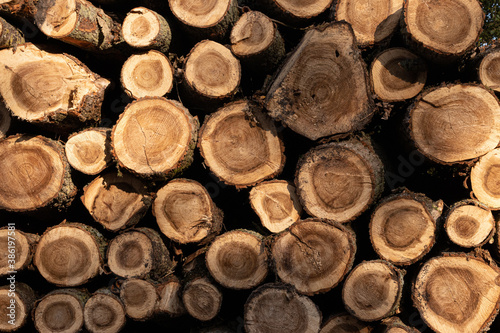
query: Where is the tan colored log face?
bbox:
[471,148,500,209]
[169,0,232,28]
[37,0,77,37]
[231,11,275,56]
[320,313,372,333]
[107,231,154,279]
[120,278,158,321]
[0,289,29,331]
[183,277,222,321]
[66,128,111,175]
[122,8,162,48]
[84,293,126,333]
[480,50,500,92]
[445,203,495,247]
[34,294,84,333]
[0,230,31,275]
[275,0,333,19]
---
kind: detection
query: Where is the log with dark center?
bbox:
[0,17,25,49]
[120,278,158,321]
[0,228,39,276]
[478,48,500,92]
[0,283,35,332]
[65,127,111,175]
[319,313,373,333]
[83,289,126,333]
[182,276,222,321]
[122,7,171,52]
[471,148,500,209]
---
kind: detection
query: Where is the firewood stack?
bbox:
[1,0,500,332]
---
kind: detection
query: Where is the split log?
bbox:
[0,134,76,212]
[244,283,322,333]
[334,0,403,47]
[0,100,10,139]
[444,200,495,248]
[408,84,500,164]
[258,0,333,25]
[157,276,186,317]
[81,172,152,231]
[271,218,356,295]
[121,50,174,99]
[370,47,427,102]
[84,289,126,333]
[0,17,24,48]
[198,99,284,188]
[107,227,175,280]
[471,148,500,209]
[111,97,199,180]
[122,7,171,53]
[380,317,420,333]
[265,22,373,140]
[249,180,302,233]
[295,138,384,222]
[320,313,373,333]
[0,228,39,276]
[120,278,158,321]
[182,276,222,321]
[0,283,35,332]
[413,251,500,333]
[34,222,106,286]
[65,127,112,175]
[342,260,404,322]
[370,190,441,266]
[153,178,223,245]
[0,43,109,131]
[476,47,500,92]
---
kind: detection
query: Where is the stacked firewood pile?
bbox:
[1,0,500,332]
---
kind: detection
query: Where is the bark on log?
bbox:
[182,276,222,321]
[0,283,35,332]
[122,7,171,53]
[0,43,109,132]
[0,228,39,276]
[157,275,186,317]
[0,101,10,139]
[81,172,152,231]
[271,218,356,295]
[83,289,126,333]
[65,127,112,175]
[0,0,38,20]
[0,134,76,212]
[320,313,373,333]
[120,278,158,321]
[476,47,500,92]
[153,178,223,245]
[471,148,500,209]
[258,0,333,25]
[380,317,420,333]
[0,17,24,48]
[244,283,322,333]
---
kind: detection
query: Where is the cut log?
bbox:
[335,0,403,47]
[230,11,285,71]
[198,99,284,188]
[0,43,109,131]
[413,251,500,333]
[408,84,500,164]
[271,218,356,295]
[157,276,186,317]
[0,100,10,139]
[244,283,322,333]
[120,278,158,321]
[111,97,199,179]
[342,260,404,322]
[445,200,495,248]
[265,22,373,141]
[0,134,76,212]
[168,0,239,40]
[0,283,35,332]
[84,289,126,333]
[153,178,223,244]
[182,276,223,321]
[205,229,268,289]
[402,0,484,62]
[107,227,175,280]
[259,0,333,25]
[122,7,171,53]
[249,180,302,233]
[34,222,106,286]
[295,138,384,222]
[65,127,112,175]
[0,0,38,20]
[81,172,152,231]
[121,50,174,99]
[380,317,420,333]
[35,0,122,51]
[0,228,39,276]
[370,47,427,102]
[370,190,440,266]
[34,288,90,333]
[320,313,373,333]
[477,48,500,92]
[471,148,500,209]
[0,17,25,48]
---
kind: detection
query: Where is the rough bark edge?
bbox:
[0,0,39,20]
[123,7,171,53]
[0,17,25,48]
[0,283,36,331]
[0,227,39,275]
[67,127,112,175]
[84,288,127,332]
[380,317,420,333]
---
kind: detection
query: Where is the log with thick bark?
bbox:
[0,43,109,131]
[402,0,484,62]
[0,228,39,276]
[471,148,500,209]
[0,101,10,139]
[205,229,268,289]
[408,84,500,164]
[182,276,222,321]
[153,178,223,244]
[81,172,152,231]
[370,190,441,266]
[335,0,403,47]
[320,313,373,333]
[111,97,199,179]
[122,7,171,53]
[249,180,302,233]
[84,289,126,333]
[295,138,384,222]
[265,22,373,140]
[0,283,35,332]
[259,0,333,25]
[65,127,112,175]
[370,47,427,102]
[107,227,175,280]
[271,218,356,295]
[476,47,500,92]
[199,99,284,188]
[34,222,106,286]
[121,50,174,99]
[244,283,322,333]
[343,260,404,322]
[0,17,24,48]
[0,134,76,212]
[380,317,420,333]
[120,278,158,321]
[413,251,500,333]
[0,0,38,20]
[445,200,495,248]
[157,276,186,317]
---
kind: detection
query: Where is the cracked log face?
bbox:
[84,292,126,333]
[409,84,500,164]
[319,313,373,333]
[479,49,500,92]
[413,253,500,333]
[122,7,171,52]
[271,218,356,295]
[66,128,111,175]
[120,278,158,321]
[471,148,500,209]
[36,0,78,38]
[34,291,86,333]
[230,11,276,57]
[182,276,222,321]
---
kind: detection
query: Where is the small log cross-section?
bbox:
[199,100,285,188]
[157,276,186,317]
[120,278,158,321]
[122,7,171,53]
[0,17,25,49]
[153,178,223,245]
[84,289,126,333]
[319,313,373,333]
[261,0,333,25]
[471,148,500,209]
[478,48,500,92]
[0,229,39,276]
[182,276,222,321]
[65,127,112,175]
[413,252,500,333]
[271,218,356,295]
[244,283,322,333]
[265,22,373,140]
[0,283,35,332]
